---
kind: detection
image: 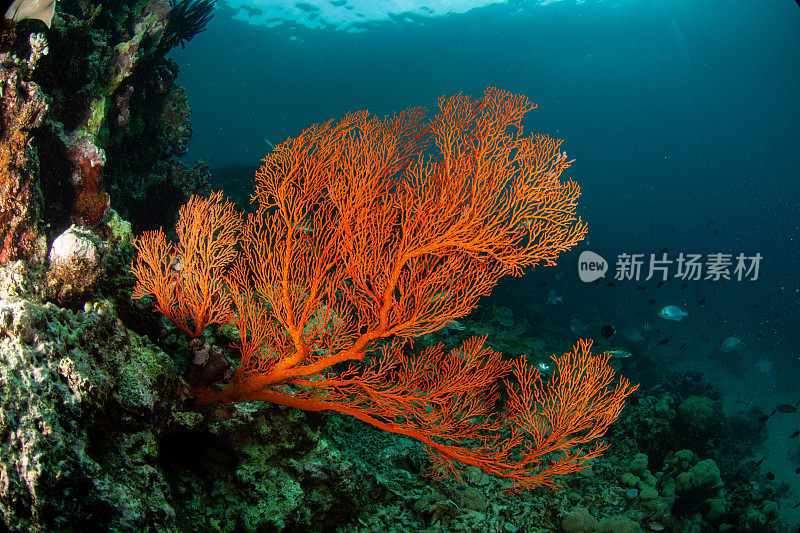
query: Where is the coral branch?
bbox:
[131,191,242,337]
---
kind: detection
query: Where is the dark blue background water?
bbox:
[172,0,800,344]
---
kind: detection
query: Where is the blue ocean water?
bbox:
[175,0,799,333]
[171,0,800,525]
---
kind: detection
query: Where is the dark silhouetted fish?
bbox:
[656,281,665,288]
[648,299,656,305]
[537,281,548,287]
[657,338,669,345]
[672,484,724,516]
[681,283,687,290]
[601,325,616,338]
[790,430,799,439]
[679,343,687,350]
[697,298,706,305]
[777,404,798,414]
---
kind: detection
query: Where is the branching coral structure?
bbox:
[132,88,637,492]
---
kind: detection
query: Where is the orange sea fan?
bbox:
[131,88,636,491]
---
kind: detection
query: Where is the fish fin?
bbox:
[5,0,56,28]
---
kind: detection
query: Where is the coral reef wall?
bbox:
[0,6,217,526]
[0,32,48,264]
[15,0,209,238]
[0,263,182,530]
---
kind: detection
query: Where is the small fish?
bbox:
[169,256,184,272]
[600,325,616,338]
[658,305,688,321]
[657,338,670,345]
[680,283,687,290]
[679,343,687,350]
[796,467,800,475]
[606,349,633,359]
[758,415,770,423]
[537,281,548,287]
[766,472,775,480]
[777,404,798,414]
[648,299,656,305]
[656,281,665,289]
[697,298,707,306]
[660,247,668,253]
[755,458,765,467]
[290,222,313,234]
[606,281,615,287]
[790,430,799,439]
[720,337,742,352]
[546,290,563,305]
